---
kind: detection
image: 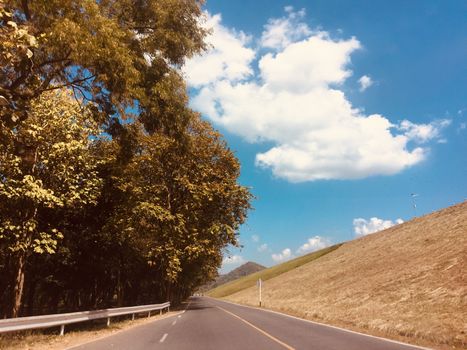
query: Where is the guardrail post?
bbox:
[168,305,170,312]
[131,313,135,321]
[107,317,111,327]
[160,308,163,315]
[60,324,65,336]
[148,311,151,318]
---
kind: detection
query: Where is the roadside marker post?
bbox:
[257,278,262,307]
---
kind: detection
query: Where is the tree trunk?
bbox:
[11,251,26,318]
[25,277,37,316]
[165,281,172,302]
[116,268,123,306]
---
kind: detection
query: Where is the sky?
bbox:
[182,0,467,273]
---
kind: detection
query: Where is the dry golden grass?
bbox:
[0,311,180,350]
[225,202,467,349]
[208,244,342,298]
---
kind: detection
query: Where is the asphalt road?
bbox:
[70,297,429,350]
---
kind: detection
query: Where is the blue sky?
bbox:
[183,1,467,273]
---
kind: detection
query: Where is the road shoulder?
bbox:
[208,297,437,350]
[0,310,182,350]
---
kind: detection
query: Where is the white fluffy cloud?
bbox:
[358,75,373,91]
[272,248,292,262]
[353,217,404,237]
[259,34,360,93]
[184,8,450,182]
[251,234,260,242]
[183,13,255,87]
[296,236,331,254]
[258,243,269,252]
[398,119,451,143]
[261,7,312,50]
[222,255,245,265]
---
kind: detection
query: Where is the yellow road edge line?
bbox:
[216,306,295,350]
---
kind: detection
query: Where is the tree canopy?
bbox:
[0,0,206,132]
[0,0,252,318]
[0,89,103,316]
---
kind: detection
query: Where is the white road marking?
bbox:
[178,315,182,318]
[65,309,183,350]
[172,320,177,326]
[159,333,168,343]
[207,297,431,350]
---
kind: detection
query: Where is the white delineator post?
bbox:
[258,278,262,307]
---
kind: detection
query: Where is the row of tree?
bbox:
[0,0,252,318]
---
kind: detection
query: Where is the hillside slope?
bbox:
[224,202,467,349]
[198,261,265,292]
[208,244,342,297]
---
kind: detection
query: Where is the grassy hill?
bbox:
[207,244,342,298]
[219,202,467,349]
[198,261,266,292]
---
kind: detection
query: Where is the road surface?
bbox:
[70,296,429,350]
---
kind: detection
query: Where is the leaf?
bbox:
[7,21,17,29]
[0,96,8,106]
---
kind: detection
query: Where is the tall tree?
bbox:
[0,0,206,133]
[108,115,252,301]
[0,89,103,317]
[0,0,254,317]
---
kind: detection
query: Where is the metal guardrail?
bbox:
[0,301,170,335]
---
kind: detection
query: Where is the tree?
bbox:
[114,115,252,301]
[0,89,102,317]
[0,0,253,316]
[0,3,39,125]
[26,115,252,310]
[0,0,207,133]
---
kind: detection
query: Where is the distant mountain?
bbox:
[198,261,266,292]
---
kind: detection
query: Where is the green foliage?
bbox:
[0,0,252,318]
[0,2,40,123]
[0,89,104,317]
[207,244,343,298]
[0,89,102,255]
[0,0,206,131]
[100,115,252,291]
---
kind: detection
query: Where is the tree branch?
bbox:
[36,53,73,69]
[41,74,96,93]
[21,0,31,20]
